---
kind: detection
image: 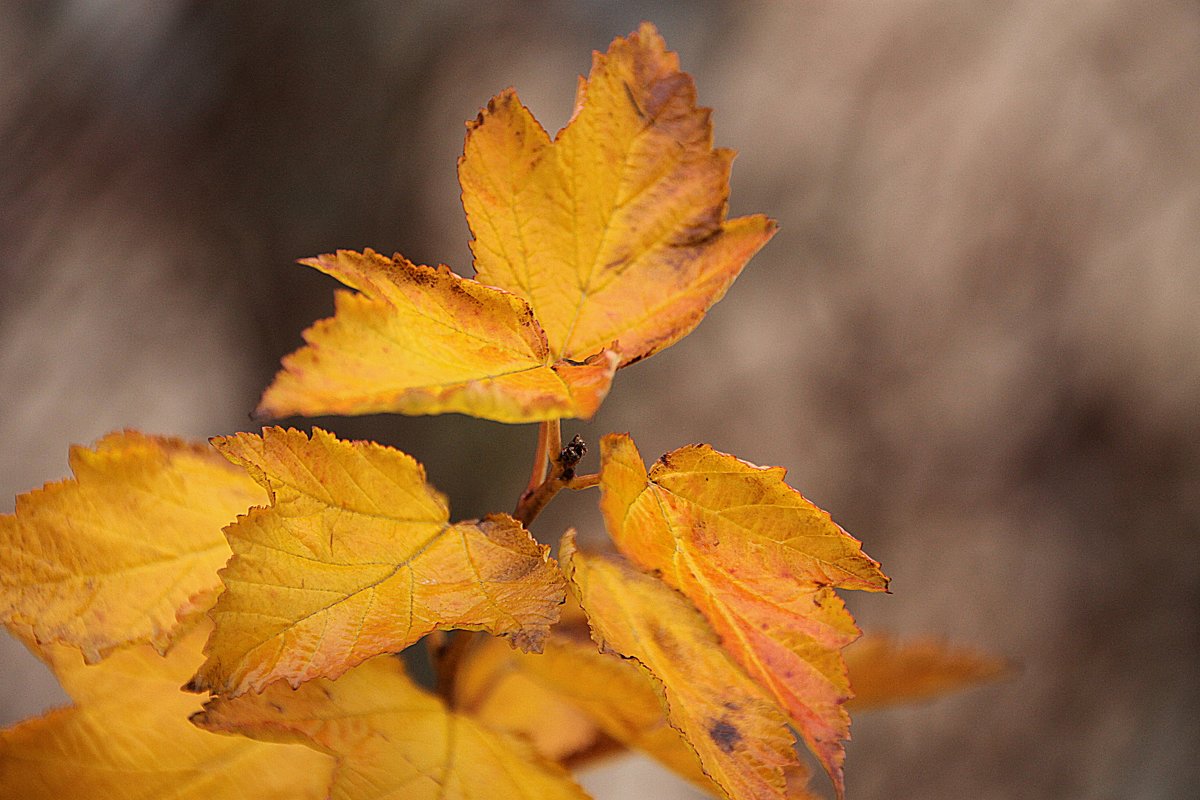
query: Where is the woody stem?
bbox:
[524,420,560,495]
[513,421,594,527]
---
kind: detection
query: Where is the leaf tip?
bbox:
[187,708,213,732]
[467,86,520,132]
[182,674,207,695]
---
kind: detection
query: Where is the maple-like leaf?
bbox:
[0,431,262,661]
[844,634,1007,710]
[455,618,723,795]
[0,624,334,799]
[189,427,565,697]
[194,653,589,800]
[561,531,802,800]
[598,433,888,797]
[460,22,776,366]
[257,249,618,423]
[259,24,772,426]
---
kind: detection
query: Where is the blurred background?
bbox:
[2,1,1197,797]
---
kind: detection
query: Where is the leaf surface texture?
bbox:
[190,427,565,696]
[0,431,262,660]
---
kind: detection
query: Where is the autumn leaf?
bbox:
[455,617,725,795]
[598,433,888,797]
[259,24,772,426]
[257,249,618,424]
[455,630,828,799]
[189,427,565,697]
[194,653,589,800]
[561,531,802,800]
[454,631,602,764]
[0,431,262,661]
[0,623,334,799]
[460,22,776,366]
[845,634,1007,710]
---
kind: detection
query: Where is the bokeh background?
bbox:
[2,2,1197,797]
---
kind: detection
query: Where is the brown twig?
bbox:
[524,420,559,495]
[513,425,598,526]
[513,471,599,526]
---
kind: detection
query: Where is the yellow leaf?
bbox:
[189,427,566,697]
[454,631,602,764]
[0,431,263,661]
[258,249,617,423]
[0,624,334,799]
[561,531,802,800]
[194,653,589,800]
[598,433,888,797]
[460,23,776,365]
[845,634,1007,710]
[456,619,722,794]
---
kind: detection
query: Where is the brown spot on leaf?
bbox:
[647,620,685,663]
[487,555,538,582]
[644,73,691,123]
[406,265,436,287]
[708,719,741,754]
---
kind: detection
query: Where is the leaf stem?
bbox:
[566,472,599,490]
[524,420,560,495]
[513,425,596,527]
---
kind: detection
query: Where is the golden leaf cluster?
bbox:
[1,23,1001,800]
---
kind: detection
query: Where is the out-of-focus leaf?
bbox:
[460,23,775,366]
[454,631,601,764]
[598,433,888,797]
[456,616,723,794]
[257,249,617,424]
[194,653,589,800]
[0,623,334,799]
[0,431,262,661]
[189,427,565,697]
[561,531,802,800]
[845,634,1007,710]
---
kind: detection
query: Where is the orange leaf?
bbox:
[561,531,802,800]
[845,634,1007,710]
[598,433,888,797]
[0,624,334,799]
[189,427,565,697]
[460,23,776,366]
[0,431,262,661]
[257,249,617,423]
[194,653,589,800]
